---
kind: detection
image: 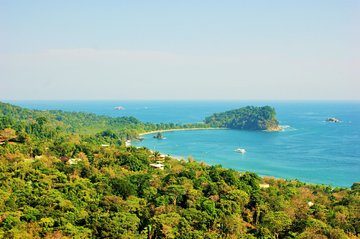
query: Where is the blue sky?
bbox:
[1,1,359,100]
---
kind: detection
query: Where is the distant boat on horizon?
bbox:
[326,117,340,123]
[114,106,125,110]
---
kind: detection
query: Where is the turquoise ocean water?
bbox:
[7,100,360,187]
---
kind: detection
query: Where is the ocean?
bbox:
[6,100,360,187]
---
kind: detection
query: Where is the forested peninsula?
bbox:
[205,106,280,131]
[0,102,359,238]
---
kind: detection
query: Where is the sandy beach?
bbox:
[139,127,226,136]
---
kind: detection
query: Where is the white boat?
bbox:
[114,106,125,110]
[234,148,246,154]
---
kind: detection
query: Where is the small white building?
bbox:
[69,158,82,165]
[259,183,270,189]
[307,201,314,207]
[125,140,131,147]
[150,163,165,170]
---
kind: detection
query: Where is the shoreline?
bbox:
[139,125,283,136]
[264,125,284,132]
[139,127,227,136]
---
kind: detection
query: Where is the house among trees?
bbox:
[125,140,131,147]
[69,158,82,165]
[259,183,270,189]
[149,162,165,170]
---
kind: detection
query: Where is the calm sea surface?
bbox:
[7,100,360,187]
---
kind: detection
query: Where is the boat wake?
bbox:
[280,125,297,131]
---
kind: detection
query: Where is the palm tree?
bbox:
[153,151,161,160]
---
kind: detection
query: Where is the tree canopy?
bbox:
[0,101,359,238]
[204,106,280,130]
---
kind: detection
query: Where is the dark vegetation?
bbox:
[0,102,359,238]
[204,106,279,130]
[153,132,165,139]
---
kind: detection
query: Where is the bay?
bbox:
[7,100,360,187]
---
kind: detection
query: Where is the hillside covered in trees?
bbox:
[204,106,280,131]
[0,102,208,142]
[0,102,359,238]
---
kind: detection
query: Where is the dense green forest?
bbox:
[0,102,208,141]
[0,102,359,238]
[204,106,280,131]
